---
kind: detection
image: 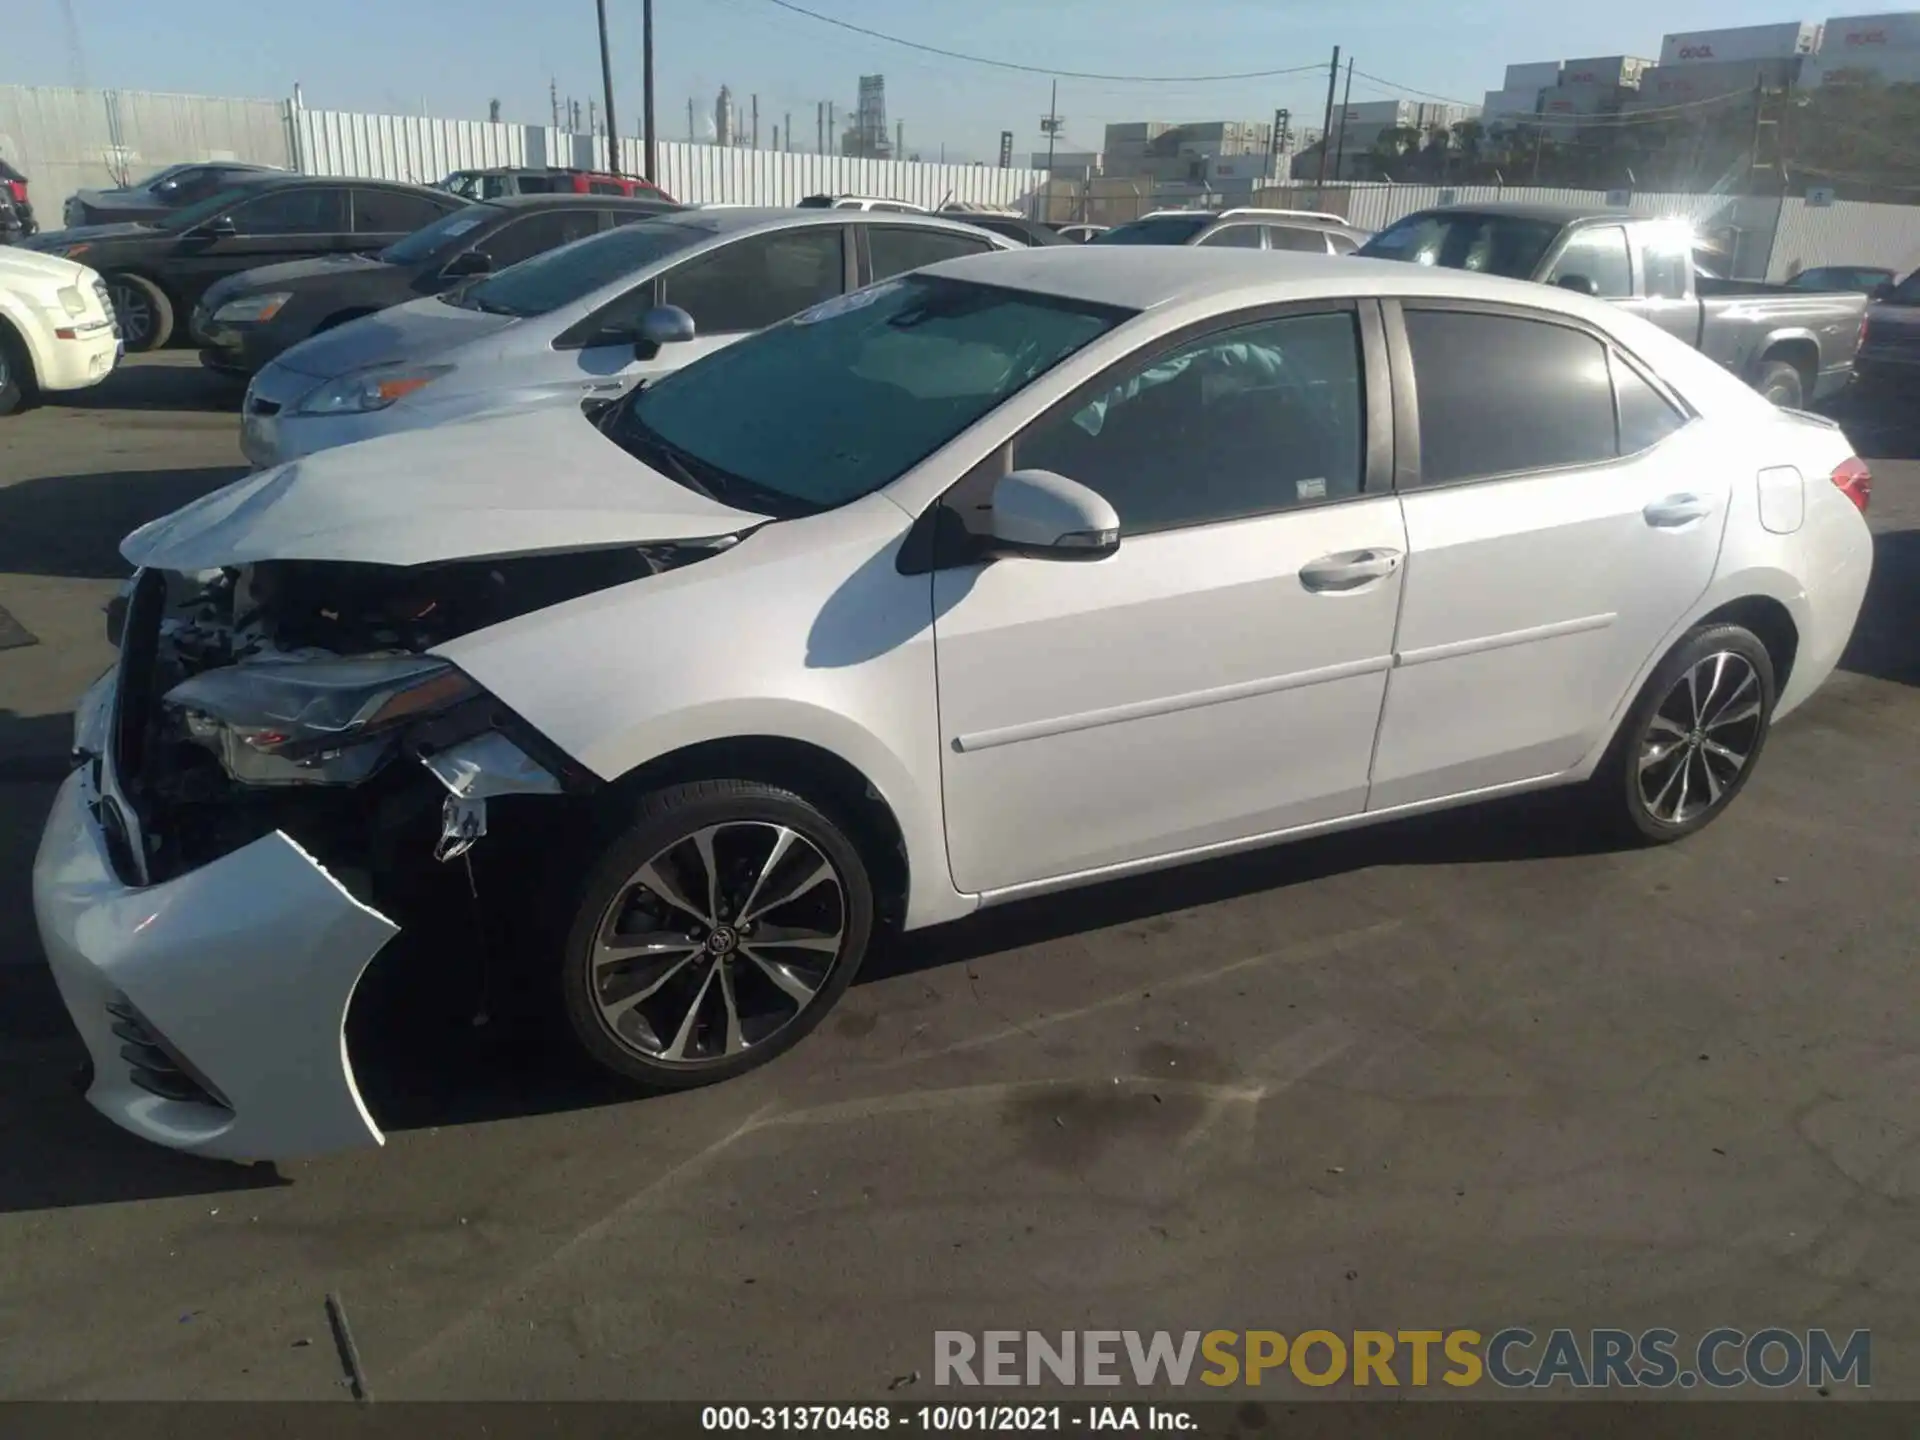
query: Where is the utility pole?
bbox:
[641,0,656,182]
[1331,57,1354,182]
[785,111,792,151]
[1315,46,1341,189]
[1040,79,1061,223]
[752,93,759,148]
[550,78,560,128]
[816,102,824,153]
[688,97,695,143]
[595,0,620,171]
[828,102,836,155]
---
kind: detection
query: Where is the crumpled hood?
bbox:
[121,404,770,571]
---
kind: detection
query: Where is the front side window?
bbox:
[482,210,602,269]
[1015,310,1366,534]
[1404,309,1619,483]
[378,204,497,265]
[229,187,349,235]
[1357,212,1563,280]
[662,228,844,333]
[868,226,994,282]
[1641,232,1693,299]
[1546,226,1632,298]
[156,186,256,232]
[610,275,1128,513]
[1888,268,1920,304]
[1197,224,1263,249]
[442,173,484,201]
[450,217,707,317]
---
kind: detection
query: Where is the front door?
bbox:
[1367,301,1726,811]
[169,187,354,310]
[932,304,1407,895]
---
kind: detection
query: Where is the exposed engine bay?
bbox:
[104,538,737,895]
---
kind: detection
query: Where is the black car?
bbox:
[22,176,464,350]
[63,161,284,229]
[192,193,682,375]
[951,213,1069,247]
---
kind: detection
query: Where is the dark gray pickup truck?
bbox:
[1358,203,1868,409]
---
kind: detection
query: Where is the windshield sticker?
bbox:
[793,280,905,326]
[442,215,486,237]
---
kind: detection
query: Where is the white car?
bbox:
[36,248,1873,1161]
[0,245,121,414]
[239,207,1016,467]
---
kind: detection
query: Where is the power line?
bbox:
[749,0,1329,83]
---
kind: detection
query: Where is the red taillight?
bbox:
[2,180,23,204]
[1831,456,1871,514]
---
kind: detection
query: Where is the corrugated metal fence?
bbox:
[0,85,291,205]
[292,107,1048,211]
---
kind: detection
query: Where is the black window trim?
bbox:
[902,296,1391,574]
[1384,296,1695,491]
[1607,344,1698,459]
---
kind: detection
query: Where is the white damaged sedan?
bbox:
[35,248,1873,1160]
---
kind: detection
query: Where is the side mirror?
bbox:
[1554,273,1600,297]
[442,249,492,279]
[986,469,1120,561]
[197,213,238,239]
[634,303,696,360]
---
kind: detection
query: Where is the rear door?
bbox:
[350,187,456,255]
[1366,300,1725,810]
[861,223,998,283]
[1624,224,1703,348]
[166,186,353,308]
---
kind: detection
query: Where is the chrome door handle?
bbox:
[1298,548,1403,593]
[1643,494,1712,527]
[582,380,625,393]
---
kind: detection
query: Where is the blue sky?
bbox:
[6,0,1792,163]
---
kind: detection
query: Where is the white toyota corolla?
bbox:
[35,248,1873,1161]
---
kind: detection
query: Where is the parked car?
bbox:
[0,244,121,414]
[952,214,1069,247]
[40,248,1873,1160]
[1787,264,1897,294]
[63,161,284,229]
[1053,223,1107,243]
[238,207,1018,467]
[21,176,465,350]
[1,157,37,237]
[439,168,675,204]
[192,194,681,376]
[1358,205,1870,408]
[1856,266,1920,393]
[797,194,928,213]
[1093,208,1373,255]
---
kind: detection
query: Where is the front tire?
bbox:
[0,321,33,416]
[1592,623,1777,845]
[559,779,875,1089]
[108,273,174,351]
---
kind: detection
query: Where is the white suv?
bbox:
[0,246,120,414]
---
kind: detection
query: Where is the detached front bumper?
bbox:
[33,704,401,1161]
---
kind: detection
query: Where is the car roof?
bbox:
[236,173,448,196]
[1416,201,1622,226]
[632,206,1003,238]
[486,192,683,212]
[919,245,1587,313]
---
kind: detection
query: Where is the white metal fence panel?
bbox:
[1768,196,1920,281]
[0,84,291,205]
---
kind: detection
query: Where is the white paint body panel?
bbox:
[34,764,397,1160]
[0,248,119,394]
[1757,464,1806,534]
[33,249,1876,1159]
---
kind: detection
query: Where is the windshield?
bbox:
[446,218,707,317]
[607,275,1130,514]
[1092,216,1212,246]
[130,164,190,192]
[380,204,498,265]
[155,185,256,232]
[1356,212,1563,279]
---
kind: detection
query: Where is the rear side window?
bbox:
[352,188,452,234]
[1611,351,1689,454]
[1268,225,1330,253]
[1641,232,1691,300]
[868,226,994,282]
[1197,224,1262,248]
[588,180,623,195]
[513,174,557,195]
[1404,309,1615,484]
[662,228,845,332]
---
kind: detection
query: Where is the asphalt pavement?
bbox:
[0,354,1915,1401]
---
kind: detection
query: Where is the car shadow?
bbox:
[0,466,246,580]
[46,359,247,413]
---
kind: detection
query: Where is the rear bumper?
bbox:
[33,673,399,1160]
[1812,361,1855,403]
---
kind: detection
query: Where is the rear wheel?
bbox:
[109,274,174,351]
[1755,358,1804,409]
[1590,623,1776,844]
[559,780,875,1088]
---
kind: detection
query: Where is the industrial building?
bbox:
[1098,118,1278,183]
[839,74,894,159]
